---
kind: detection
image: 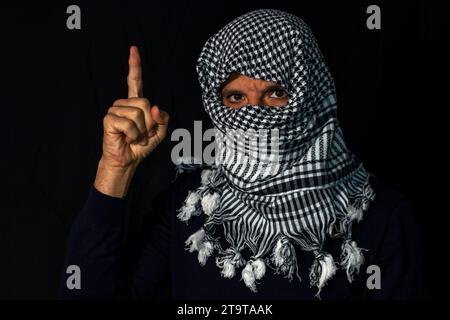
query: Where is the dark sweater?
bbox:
[60,170,426,300]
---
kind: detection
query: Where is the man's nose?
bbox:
[247,94,264,106]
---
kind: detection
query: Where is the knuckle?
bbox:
[130,110,145,129]
[107,105,117,113]
[141,97,150,107]
[103,113,113,125]
[130,107,142,119]
[113,99,124,106]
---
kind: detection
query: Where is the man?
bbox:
[61,9,424,299]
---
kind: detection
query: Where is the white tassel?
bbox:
[201,192,220,216]
[271,238,298,280]
[221,260,236,278]
[341,240,365,282]
[318,254,337,289]
[310,253,337,298]
[185,191,200,206]
[272,238,285,266]
[184,228,205,252]
[347,204,363,222]
[251,258,266,280]
[198,240,214,266]
[241,262,257,292]
[176,207,192,222]
[185,229,215,266]
[201,169,213,185]
[177,191,200,222]
[217,250,245,279]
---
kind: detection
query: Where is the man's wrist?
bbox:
[94,159,138,198]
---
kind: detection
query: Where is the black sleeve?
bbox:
[367,199,428,299]
[126,186,172,299]
[59,184,171,299]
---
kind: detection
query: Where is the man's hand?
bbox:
[94,46,170,198]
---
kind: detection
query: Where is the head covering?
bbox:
[176,9,375,297]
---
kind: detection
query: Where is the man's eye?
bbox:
[228,94,243,102]
[269,90,287,98]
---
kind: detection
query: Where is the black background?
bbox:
[0,0,445,299]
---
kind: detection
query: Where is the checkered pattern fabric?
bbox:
[177,9,376,296]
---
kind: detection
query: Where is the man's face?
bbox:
[221,73,288,109]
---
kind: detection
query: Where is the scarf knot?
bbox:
[216,248,246,278]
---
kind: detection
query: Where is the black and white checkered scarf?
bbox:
[176,9,375,297]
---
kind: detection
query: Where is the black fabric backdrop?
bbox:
[0,0,445,299]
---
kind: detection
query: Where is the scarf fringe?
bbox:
[271,237,300,282]
[184,228,205,252]
[177,191,201,222]
[198,240,215,266]
[241,262,258,292]
[252,258,267,280]
[241,258,267,292]
[201,169,213,185]
[201,192,221,216]
[309,252,337,298]
[177,168,224,222]
[185,228,216,266]
[340,240,365,283]
[347,204,363,222]
[221,260,237,278]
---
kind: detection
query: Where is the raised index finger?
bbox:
[127,46,143,98]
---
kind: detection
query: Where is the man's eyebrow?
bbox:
[261,84,288,96]
[221,88,244,95]
[264,84,286,92]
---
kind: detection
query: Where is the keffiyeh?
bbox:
[176,9,375,297]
